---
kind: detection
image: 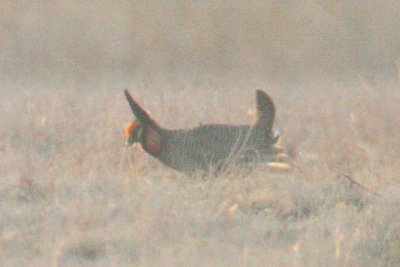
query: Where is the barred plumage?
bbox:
[124,89,290,174]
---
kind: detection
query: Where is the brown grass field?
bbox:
[1,80,400,266]
[2,1,400,266]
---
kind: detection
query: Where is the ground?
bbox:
[1,80,400,266]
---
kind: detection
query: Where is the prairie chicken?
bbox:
[124,89,290,174]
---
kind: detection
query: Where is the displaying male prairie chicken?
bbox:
[124,89,290,174]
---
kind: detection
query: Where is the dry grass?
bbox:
[2,2,400,266]
[1,79,400,266]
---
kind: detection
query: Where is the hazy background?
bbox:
[2,1,400,266]
[1,0,400,87]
